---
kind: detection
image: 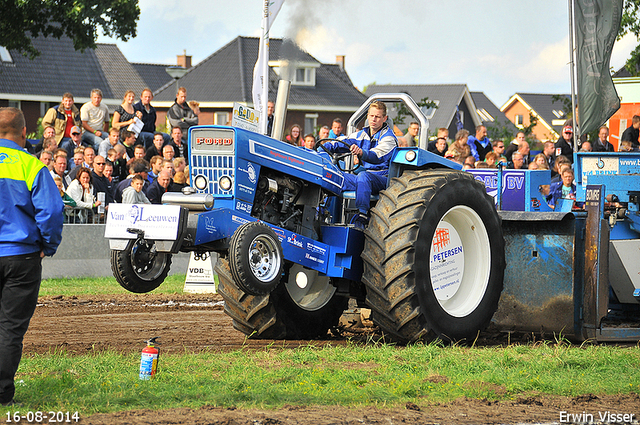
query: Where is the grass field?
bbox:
[2,277,639,416]
[38,274,187,297]
[6,341,640,415]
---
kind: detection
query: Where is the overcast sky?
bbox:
[97,0,638,108]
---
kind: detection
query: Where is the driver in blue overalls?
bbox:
[323,101,398,229]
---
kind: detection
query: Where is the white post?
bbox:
[568,0,580,150]
[259,0,269,135]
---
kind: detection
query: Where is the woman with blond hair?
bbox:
[112,90,142,131]
[533,153,550,170]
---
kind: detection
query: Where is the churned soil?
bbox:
[22,294,640,424]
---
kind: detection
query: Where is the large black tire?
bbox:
[229,221,284,296]
[362,170,505,343]
[110,239,172,293]
[216,258,348,339]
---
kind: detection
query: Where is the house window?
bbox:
[515,114,524,127]
[477,108,494,122]
[8,100,20,109]
[40,102,55,117]
[0,46,13,63]
[296,68,306,82]
[304,114,318,136]
[292,67,315,86]
[420,100,439,120]
[215,112,229,126]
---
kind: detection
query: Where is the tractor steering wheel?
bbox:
[315,138,358,173]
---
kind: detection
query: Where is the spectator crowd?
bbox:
[278,111,639,212]
[20,87,640,219]
[30,87,197,222]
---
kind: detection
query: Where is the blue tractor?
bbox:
[106,94,506,343]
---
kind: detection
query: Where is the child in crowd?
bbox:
[619,140,634,152]
[173,157,187,175]
[548,168,576,209]
[122,174,151,204]
[484,151,499,168]
[53,176,76,207]
[533,153,550,170]
[303,134,316,150]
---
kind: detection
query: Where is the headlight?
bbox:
[295,271,309,289]
[219,176,232,191]
[194,175,208,190]
[405,150,417,162]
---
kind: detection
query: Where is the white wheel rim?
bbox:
[248,234,281,283]
[429,205,491,317]
[284,264,336,311]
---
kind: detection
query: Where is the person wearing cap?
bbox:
[59,125,92,168]
[554,125,575,163]
[621,115,640,150]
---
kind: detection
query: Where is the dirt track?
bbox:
[22,294,640,424]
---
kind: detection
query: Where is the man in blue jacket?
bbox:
[323,101,397,229]
[467,124,492,161]
[0,107,64,406]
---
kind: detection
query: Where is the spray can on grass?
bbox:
[139,337,160,380]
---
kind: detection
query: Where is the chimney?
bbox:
[177,49,192,69]
[336,55,345,70]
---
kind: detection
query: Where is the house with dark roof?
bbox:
[151,36,367,136]
[500,93,570,142]
[2,34,365,137]
[1,35,112,133]
[470,91,518,135]
[0,34,175,134]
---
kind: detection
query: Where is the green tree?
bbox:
[0,0,140,59]
[619,0,640,75]
[486,119,517,144]
[521,112,539,138]
[486,112,538,145]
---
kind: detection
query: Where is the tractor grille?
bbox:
[192,154,234,195]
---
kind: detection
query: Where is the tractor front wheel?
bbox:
[110,238,172,293]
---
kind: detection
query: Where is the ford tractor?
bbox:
[105,94,505,343]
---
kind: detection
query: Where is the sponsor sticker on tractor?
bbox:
[429,222,464,301]
[104,204,181,240]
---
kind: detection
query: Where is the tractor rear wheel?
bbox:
[362,170,504,343]
[217,258,347,339]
